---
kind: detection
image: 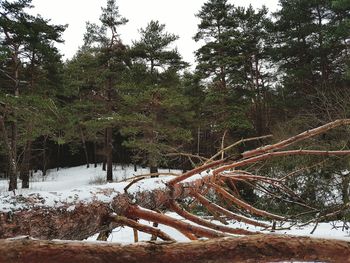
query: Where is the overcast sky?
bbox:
[30,0,279,66]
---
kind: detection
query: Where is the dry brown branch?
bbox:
[169,159,226,185]
[220,129,228,160]
[209,183,285,221]
[120,172,179,183]
[221,173,283,184]
[254,182,317,211]
[205,134,273,164]
[280,160,327,180]
[214,150,350,176]
[190,191,270,228]
[242,119,350,159]
[169,200,257,235]
[299,203,350,227]
[111,215,175,241]
[124,205,227,239]
[166,152,209,162]
[124,177,146,193]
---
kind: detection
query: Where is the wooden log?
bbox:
[0,235,349,263]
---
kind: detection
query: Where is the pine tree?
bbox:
[194,0,236,88]
[272,0,350,118]
[0,0,65,189]
[82,0,129,181]
[121,21,192,174]
[194,0,254,153]
[132,20,186,74]
[233,5,274,135]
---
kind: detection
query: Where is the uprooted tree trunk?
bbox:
[1,119,350,262]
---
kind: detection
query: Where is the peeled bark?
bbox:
[0,235,349,263]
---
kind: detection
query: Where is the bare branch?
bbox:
[242,119,350,159]
[111,215,175,241]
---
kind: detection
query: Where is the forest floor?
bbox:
[0,164,349,244]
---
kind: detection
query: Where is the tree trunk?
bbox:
[20,140,32,189]
[102,129,107,171]
[42,136,48,176]
[106,127,113,182]
[57,143,60,171]
[94,141,98,168]
[150,165,158,178]
[0,117,17,191]
[79,126,90,168]
[342,172,350,204]
[0,235,349,263]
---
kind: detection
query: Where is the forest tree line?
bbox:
[0,0,349,211]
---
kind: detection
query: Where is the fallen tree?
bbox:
[1,119,350,261]
[1,235,350,263]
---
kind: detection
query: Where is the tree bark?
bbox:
[94,141,98,168]
[79,125,90,168]
[106,127,113,182]
[20,140,32,189]
[0,235,349,263]
[0,202,114,240]
[0,117,17,191]
[42,136,48,176]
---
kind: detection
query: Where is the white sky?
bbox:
[30,0,279,66]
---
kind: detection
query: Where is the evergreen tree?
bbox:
[0,0,65,189]
[272,0,350,118]
[121,21,192,174]
[233,5,274,135]
[194,0,236,88]
[194,0,253,153]
[132,20,186,74]
[82,0,129,181]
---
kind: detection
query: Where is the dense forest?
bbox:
[0,0,349,215]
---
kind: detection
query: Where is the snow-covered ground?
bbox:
[0,164,349,245]
[0,164,180,193]
[0,164,181,212]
